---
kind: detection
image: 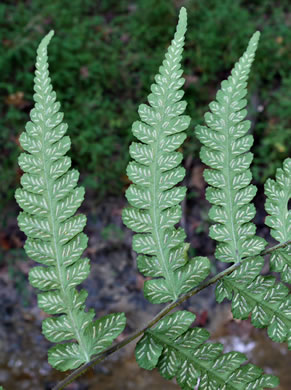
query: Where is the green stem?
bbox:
[52,239,290,390]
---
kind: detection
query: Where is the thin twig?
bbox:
[52,239,290,390]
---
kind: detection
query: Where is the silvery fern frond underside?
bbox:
[15,31,125,371]
[265,158,291,283]
[122,7,210,304]
[196,31,266,263]
[199,35,291,347]
[135,311,278,390]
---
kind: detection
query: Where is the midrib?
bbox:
[224,92,240,263]
[40,111,89,361]
[151,100,178,302]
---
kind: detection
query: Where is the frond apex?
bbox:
[39,30,55,49]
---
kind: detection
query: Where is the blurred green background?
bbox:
[0,0,290,221]
[0,2,290,386]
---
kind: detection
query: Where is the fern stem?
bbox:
[52,239,290,390]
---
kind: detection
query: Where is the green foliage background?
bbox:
[0,0,290,211]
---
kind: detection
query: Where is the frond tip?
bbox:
[15,30,126,371]
[135,311,279,389]
[123,7,210,304]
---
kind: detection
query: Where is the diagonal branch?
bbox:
[52,239,290,390]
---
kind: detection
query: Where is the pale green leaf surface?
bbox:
[85,313,126,355]
[122,7,210,304]
[15,30,125,371]
[197,33,290,351]
[196,31,266,263]
[135,311,278,389]
[48,342,86,371]
[37,289,88,315]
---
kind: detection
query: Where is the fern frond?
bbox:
[135,311,279,389]
[216,256,291,347]
[264,158,291,282]
[15,31,126,371]
[195,32,266,263]
[122,8,210,304]
[196,33,291,349]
